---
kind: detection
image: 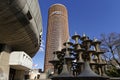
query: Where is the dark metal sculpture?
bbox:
[49,33,110,80]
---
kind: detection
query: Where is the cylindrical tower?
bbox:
[44,4,69,72]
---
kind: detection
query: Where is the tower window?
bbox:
[26,11,32,20]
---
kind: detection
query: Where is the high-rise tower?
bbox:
[44,4,69,72]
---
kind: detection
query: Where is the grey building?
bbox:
[0,0,42,80]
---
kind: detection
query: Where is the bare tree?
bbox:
[100,32,120,67]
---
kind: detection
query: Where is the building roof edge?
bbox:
[50,3,66,9]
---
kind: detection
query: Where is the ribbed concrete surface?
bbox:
[0,0,42,57]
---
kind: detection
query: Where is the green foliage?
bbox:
[106,66,120,77]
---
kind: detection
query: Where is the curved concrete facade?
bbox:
[0,0,42,57]
[44,4,69,72]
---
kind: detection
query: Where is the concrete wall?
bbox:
[9,51,33,70]
[0,45,11,80]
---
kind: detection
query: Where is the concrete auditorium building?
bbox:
[0,0,42,80]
